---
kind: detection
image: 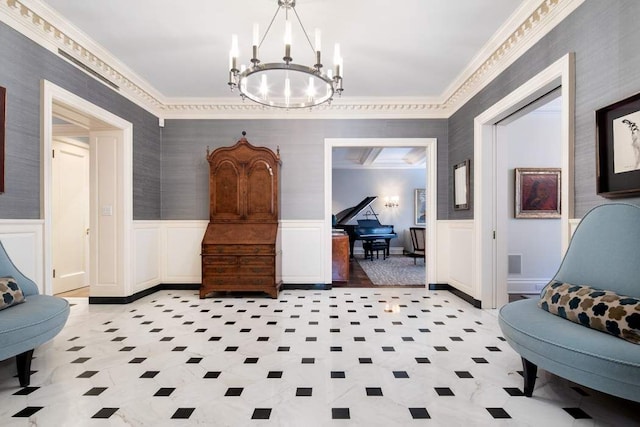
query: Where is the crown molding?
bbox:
[1,0,584,120]
[441,0,585,114]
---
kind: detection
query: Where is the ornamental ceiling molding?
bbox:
[1,0,584,120]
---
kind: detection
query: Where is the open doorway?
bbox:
[41,80,134,298]
[324,138,438,287]
[495,93,563,302]
[473,53,574,309]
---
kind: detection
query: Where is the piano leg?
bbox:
[384,238,391,257]
[348,237,356,259]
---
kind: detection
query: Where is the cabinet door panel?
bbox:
[246,160,275,218]
[211,160,241,219]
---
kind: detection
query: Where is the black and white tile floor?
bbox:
[1,289,639,426]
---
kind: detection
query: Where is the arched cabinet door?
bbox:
[246,158,278,221]
[209,159,242,221]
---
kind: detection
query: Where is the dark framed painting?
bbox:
[414,188,426,225]
[515,168,561,218]
[0,86,5,194]
[453,159,470,210]
[596,91,640,197]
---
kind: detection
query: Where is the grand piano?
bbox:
[334,196,397,258]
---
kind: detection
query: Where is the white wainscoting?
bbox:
[162,221,207,283]
[132,220,207,291]
[0,220,45,293]
[436,220,476,299]
[132,221,162,293]
[132,219,326,294]
[507,278,550,294]
[280,220,326,284]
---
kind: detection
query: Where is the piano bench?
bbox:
[363,240,388,260]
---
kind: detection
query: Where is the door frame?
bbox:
[473,53,575,308]
[41,80,133,296]
[324,138,438,286]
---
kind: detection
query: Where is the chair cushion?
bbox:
[539,281,640,344]
[499,298,640,402]
[0,294,70,361]
[0,276,25,311]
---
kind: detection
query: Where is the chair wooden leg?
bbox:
[522,357,537,397]
[16,349,34,387]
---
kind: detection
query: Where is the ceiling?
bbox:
[333,146,426,169]
[23,0,568,169]
[37,0,526,102]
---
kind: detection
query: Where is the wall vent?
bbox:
[58,49,120,90]
[508,254,522,275]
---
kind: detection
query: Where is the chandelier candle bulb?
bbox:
[284,20,292,62]
[230,34,239,71]
[314,28,322,68]
[252,23,259,63]
[315,29,321,51]
[260,74,268,99]
[253,23,260,47]
[284,77,291,104]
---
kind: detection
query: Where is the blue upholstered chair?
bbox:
[0,241,70,386]
[499,203,640,402]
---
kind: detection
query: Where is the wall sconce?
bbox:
[384,196,399,208]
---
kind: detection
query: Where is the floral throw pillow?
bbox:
[538,281,640,344]
[0,276,26,310]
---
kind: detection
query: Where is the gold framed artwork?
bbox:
[515,168,561,218]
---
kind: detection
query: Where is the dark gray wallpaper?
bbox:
[0,22,161,220]
[161,119,448,220]
[448,0,640,219]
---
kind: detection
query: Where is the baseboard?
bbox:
[90,282,478,306]
[428,283,481,308]
[282,283,332,291]
[88,283,200,304]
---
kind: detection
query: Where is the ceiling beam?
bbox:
[359,147,383,166]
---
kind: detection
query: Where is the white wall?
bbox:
[499,105,562,294]
[332,168,426,252]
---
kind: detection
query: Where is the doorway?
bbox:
[495,93,563,302]
[42,80,134,298]
[474,53,574,309]
[324,138,438,286]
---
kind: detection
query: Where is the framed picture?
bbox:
[0,86,5,194]
[414,188,426,225]
[596,91,640,197]
[453,159,470,210]
[515,168,561,218]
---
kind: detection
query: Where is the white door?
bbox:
[52,139,90,294]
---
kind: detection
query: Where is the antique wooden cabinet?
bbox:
[200,133,281,298]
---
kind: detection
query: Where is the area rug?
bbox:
[356,255,425,285]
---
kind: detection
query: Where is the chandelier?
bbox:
[227,0,344,109]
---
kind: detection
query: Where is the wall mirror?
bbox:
[453,159,470,210]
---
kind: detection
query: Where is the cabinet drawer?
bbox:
[203,276,274,287]
[202,256,237,265]
[202,264,276,277]
[203,245,274,256]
